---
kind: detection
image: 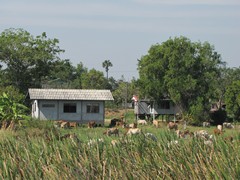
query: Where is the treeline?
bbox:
[0,28,138,108]
[0,28,240,124]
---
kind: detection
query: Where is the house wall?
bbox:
[38,100,58,120]
[81,101,104,124]
[33,100,105,125]
[153,103,180,115]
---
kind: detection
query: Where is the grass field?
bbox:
[0,110,239,179]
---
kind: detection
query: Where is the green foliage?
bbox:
[225,80,240,120]
[138,36,224,120]
[112,78,139,107]
[81,68,109,89]
[0,86,25,103]
[102,60,113,80]
[0,92,29,122]
[0,28,64,93]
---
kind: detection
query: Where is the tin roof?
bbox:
[28,88,114,101]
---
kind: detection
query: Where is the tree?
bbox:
[138,36,225,122]
[71,62,88,89]
[0,28,64,93]
[102,60,113,80]
[0,92,29,123]
[225,80,240,121]
[81,69,109,89]
[112,78,139,107]
[42,59,76,88]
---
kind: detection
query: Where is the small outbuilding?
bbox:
[28,88,114,126]
[133,95,180,121]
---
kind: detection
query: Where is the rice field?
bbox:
[0,119,239,179]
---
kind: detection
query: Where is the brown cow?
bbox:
[103,127,119,136]
[88,121,96,128]
[213,128,223,136]
[153,120,160,128]
[168,122,178,130]
[69,122,78,128]
[128,123,137,128]
[60,121,70,128]
[109,118,123,128]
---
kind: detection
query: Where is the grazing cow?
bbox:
[203,122,210,127]
[137,120,147,125]
[60,121,70,128]
[127,123,137,128]
[217,125,223,132]
[213,128,223,136]
[223,122,234,129]
[88,121,96,128]
[168,122,178,130]
[109,118,123,128]
[103,127,119,136]
[194,130,210,140]
[116,121,126,128]
[54,120,65,128]
[125,128,142,136]
[153,120,160,128]
[69,122,78,128]
[175,129,193,139]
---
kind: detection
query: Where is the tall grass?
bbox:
[0,123,239,179]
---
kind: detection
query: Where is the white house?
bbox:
[28,88,114,126]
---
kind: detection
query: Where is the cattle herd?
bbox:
[54,119,238,146]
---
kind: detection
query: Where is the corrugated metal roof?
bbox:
[28,88,114,101]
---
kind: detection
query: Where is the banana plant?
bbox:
[0,93,29,123]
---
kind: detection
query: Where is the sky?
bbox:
[0,0,240,80]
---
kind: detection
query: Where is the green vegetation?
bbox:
[1,28,240,123]
[0,120,239,179]
[138,36,224,123]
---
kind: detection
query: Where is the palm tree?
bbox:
[102,60,113,80]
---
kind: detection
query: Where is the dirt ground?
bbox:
[105,108,130,118]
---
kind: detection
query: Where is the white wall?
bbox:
[34,100,105,124]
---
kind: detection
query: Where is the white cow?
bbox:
[137,120,148,125]
[125,128,142,136]
[217,125,223,132]
[223,122,234,129]
[203,122,210,127]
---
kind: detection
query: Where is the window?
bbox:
[160,101,170,109]
[64,103,76,113]
[87,103,99,113]
[42,104,55,108]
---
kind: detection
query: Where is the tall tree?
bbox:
[102,60,113,80]
[225,80,240,121]
[81,68,108,89]
[0,28,64,93]
[71,62,88,89]
[42,59,75,88]
[138,36,225,122]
